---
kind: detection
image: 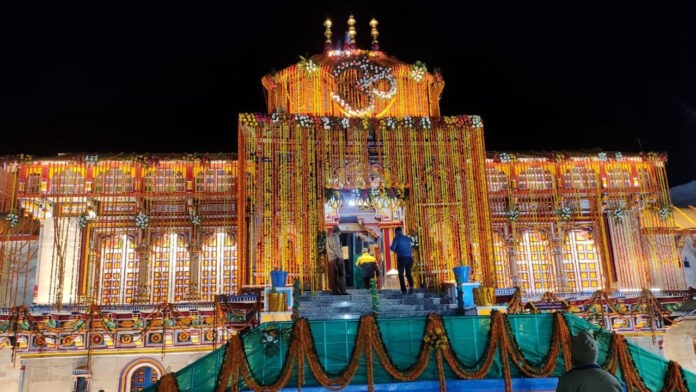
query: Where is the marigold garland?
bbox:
[198,312,692,392]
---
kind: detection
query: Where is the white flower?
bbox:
[271,112,281,124]
[615,152,623,160]
[403,116,414,128]
[611,208,626,221]
[409,61,427,82]
[658,206,671,220]
[5,213,19,228]
[77,215,88,228]
[386,118,397,130]
[321,117,331,130]
[340,118,350,129]
[135,211,149,229]
[191,215,201,226]
[556,206,572,221]
[294,114,312,127]
[420,117,432,129]
[471,116,482,127]
[598,152,608,161]
[505,208,520,221]
[499,152,511,163]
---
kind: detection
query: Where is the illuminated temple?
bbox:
[0,15,693,392]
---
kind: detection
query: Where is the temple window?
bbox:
[50,168,85,194]
[562,167,598,189]
[99,234,139,305]
[27,173,41,193]
[486,168,508,192]
[151,232,190,303]
[562,229,602,292]
[606,168,631,188]
[93,168,134,193]
[199,231,239,300]
[517,167,553,191]
[195,169,235,192]
[515,230,553,294]
[143,169,185,193]
[637,168,654,189]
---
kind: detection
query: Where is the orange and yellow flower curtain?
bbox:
[238,114,495,291]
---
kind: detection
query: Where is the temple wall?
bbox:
[0,350,209,392]
[664,319,696,374]
[34,217,81,306]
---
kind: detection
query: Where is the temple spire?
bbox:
[347,14,356,49]
[323,18,333,52]
[370,18,379,50]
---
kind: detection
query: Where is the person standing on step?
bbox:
[356,248,380,289]
[390,227,414,294]
[556,330,623,392]
[326,226,348,295]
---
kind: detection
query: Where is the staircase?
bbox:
[295,289,460,320]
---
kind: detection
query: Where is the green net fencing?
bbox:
[144,313,696,391]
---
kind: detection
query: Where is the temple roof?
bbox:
[261,15,445,118]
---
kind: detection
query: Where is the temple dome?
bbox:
[261,17,445,118]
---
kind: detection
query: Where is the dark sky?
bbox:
[3,1,696,185]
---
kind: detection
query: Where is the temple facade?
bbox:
[0,15,688,392]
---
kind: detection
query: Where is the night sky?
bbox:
[3,1,696,186]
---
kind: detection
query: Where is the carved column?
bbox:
[134,242,151,303]
[506,234,519,287]
[551,225,569,293]
[187,243,201,301]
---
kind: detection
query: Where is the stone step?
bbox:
[292,288,460,321]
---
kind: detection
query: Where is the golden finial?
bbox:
[370,18,379,50]
[324,18,333,51]
[347,14,356,48]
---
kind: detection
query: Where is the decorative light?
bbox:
[409,61,427,82]
[330,55,397,117]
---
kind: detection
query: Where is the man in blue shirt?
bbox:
[390,227,414,294]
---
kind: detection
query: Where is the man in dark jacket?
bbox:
[390,227,414,294]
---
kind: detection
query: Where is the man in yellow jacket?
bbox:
[356,248,380,289]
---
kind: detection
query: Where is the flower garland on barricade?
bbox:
[151,311,694,392]
[370,278,379,316]
[292,279,301,321]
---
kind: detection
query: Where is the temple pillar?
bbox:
[133,242,151,303]
[187,248,200,301]
[506,236,518,287]
[552,225,568,292]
